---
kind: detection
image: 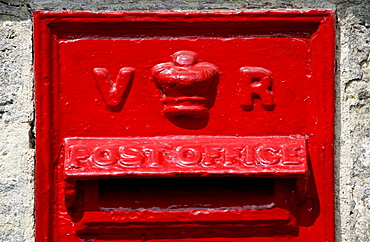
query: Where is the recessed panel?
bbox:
[35,11,334,242]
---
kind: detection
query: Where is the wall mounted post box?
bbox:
[34,10,335,242]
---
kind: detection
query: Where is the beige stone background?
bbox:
[1,0,370,241]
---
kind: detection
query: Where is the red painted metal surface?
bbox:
[152,50,219,118]
[64,136,308,177]
[34,10,335,242]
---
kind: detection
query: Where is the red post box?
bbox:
[34,10,335,241]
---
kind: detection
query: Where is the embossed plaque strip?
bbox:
[64,136,307,178]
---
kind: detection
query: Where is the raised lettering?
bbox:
[177,146,203,166]
[69,145,91,168]
[243,145,256,166]
[256,145,282,165]
[159,149,176,163]
[93,67,134,110]
[225,146,244,167]
[63,136,308,178]
[142,148,158,167]
[204,147,224,167]
[282,145,305,165]
[239,67,275,111]
[118,147,145,167]
[92,146,117,166]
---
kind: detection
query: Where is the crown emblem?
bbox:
[152,51,219,118]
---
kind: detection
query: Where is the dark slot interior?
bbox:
[76,178,300,240]
[98,177,275,211]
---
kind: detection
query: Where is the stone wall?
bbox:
[1,0,370,241]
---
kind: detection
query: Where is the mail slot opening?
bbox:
[74,177,299,240]
[98,177,274,211]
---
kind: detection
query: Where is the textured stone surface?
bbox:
[1,0,370,241]
[0,19,34,242]
[337,4,370,241]
[30,0,337,11]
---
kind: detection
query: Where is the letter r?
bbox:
[239,67,275,107]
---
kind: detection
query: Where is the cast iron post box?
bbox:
[34,10,335,241]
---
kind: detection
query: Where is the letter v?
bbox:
[93,67,135,109]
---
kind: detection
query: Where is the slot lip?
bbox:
[75,208,298,239]
[77,207,294,224]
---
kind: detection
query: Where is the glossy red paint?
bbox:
[34,10,335,242]
[152,50,219,118]
[64,136,308,177]
[93,67,135,109]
